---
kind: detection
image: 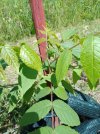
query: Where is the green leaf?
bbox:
[23,86,35,102]
[73,69,82,84]
[28,127,53,134]
[1,44,19,73]
[20,100,52,126]
[56,49,72,84]
[53,100,80,126]
[51,73,57,87]
[0,64,7,83]
[81,36,100,86]
[61,41,81,59]
[0,59,7,69]
[61,40,74,49]
[72,45,81,59]
[62,80,74,94]
[18,65,38,97]
[35,87,51,101]
[54,125,78,134]
[8,87,18,113]
[20,44,42,71]
[61,29,77,41]
[0,88,3,97]
[28,126,78,134]
[12,45,20,57]
[53,86,68,100]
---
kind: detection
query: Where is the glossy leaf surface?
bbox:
[18,65,37,97]
[61,29,77,41]
[28,127,53,134]
[54,125,78,134]
[20,44,42,71]
[81,36,100,86]
[56,49,72,84]
[20,100,52,126]
[53,100,80,126]
[1,45,19,73]
[53,86,68,100]
[35,87,51,101]
[73,69,82,84]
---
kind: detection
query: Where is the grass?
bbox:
[0,0,100,42]
[0,0,34,42]
[44,0,100,28]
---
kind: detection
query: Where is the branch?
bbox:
[69,42,80,50]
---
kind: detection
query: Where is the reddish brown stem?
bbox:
[51,90,54,128]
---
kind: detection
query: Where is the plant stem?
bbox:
[69,42,80,50]
[45,29,55,128]
[47,56,54,128]
[50,56,58,65]
[51,90,54,129]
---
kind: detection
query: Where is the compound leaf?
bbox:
[53,86,68,100]
[35,87,51,101]
[20,44,42,71]
[73,69,82,84]
[81,36,100,87]
[56,49,72,84]
[28,126,53,134]
[53,100,80,126]
[20,100,52,126]
[61,29,77,41]
[1,44,19,73]
[54,125,78,134]
[18,65,38,97]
